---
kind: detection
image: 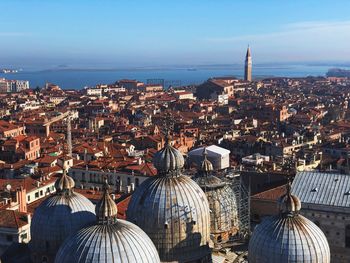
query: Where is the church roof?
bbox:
[292,171,350,208]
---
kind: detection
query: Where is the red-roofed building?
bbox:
[0,136,40,163]
[0,120,25,139]
[0,209,31,255]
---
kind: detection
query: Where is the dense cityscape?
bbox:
[1,0,350,262]
[0,45,349,263]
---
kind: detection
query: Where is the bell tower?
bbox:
[244,46,252,81]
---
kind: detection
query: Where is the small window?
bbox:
[346,225,350,248]
[35,192,39,198]
[21,233,28,241]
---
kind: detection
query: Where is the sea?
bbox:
[0,64,348,90]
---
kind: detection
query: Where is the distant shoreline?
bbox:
[0,64,346,89]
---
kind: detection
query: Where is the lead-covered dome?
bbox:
[127,138,211,262]
[193,148,238,243]
[55,181,160,263]
[248,183,330,263]
[30,171,96,263]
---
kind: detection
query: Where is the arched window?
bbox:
[346,225,350,248]
[217,235,222,243]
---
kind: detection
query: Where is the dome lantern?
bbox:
[153,133,185,176]
[199,147,214,175]
[54,168,75,195]
[277,182,301,216]
[95,179,118,225]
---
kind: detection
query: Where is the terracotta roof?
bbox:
[116,195,131,219]
[125,162,157,177]
[251,184,287,201]
[0,209,29,229]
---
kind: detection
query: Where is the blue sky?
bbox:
[1,0,350,69]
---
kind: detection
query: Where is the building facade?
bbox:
[292,171,350,263]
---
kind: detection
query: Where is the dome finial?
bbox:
[165,129,172,146]
[55,165,75,194]
[200,147,213,175]
[95,178,118,224]
[277,180,301,217]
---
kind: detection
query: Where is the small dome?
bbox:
[95,180,118,224]
[153,137,184,175]
[193,149,238,241]
[30,174,96,263]
[54,170,75,192]
[248,184,330,263]
[55,181,160,263]
[277,184,301,215]
[200,148,213,173]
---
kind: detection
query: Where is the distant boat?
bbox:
[1,69,18,74]
[187,68,197,71]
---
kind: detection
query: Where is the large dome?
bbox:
[193,148,238,243]
[55,181,160,263]
[127,140,211,262]
[30,171,96,263]
[248,184,330,263]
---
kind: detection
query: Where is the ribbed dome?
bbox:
[30,191,96,263]
[153,137,184,175]
[193,149,238,239]
[127,176,211,262]
[248,184,330,263]
[55,222,160,263]
[55,181,160,263]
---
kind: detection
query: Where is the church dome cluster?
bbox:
[248,184,331,263]
[193,148,238,243]
[127,139,212,262]
[28,139,331,263]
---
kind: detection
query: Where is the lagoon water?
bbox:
[0,64,344,90]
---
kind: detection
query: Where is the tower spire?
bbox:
[67,113,72,157]
[244,45,252,81]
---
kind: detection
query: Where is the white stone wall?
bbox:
[69,168,149,193]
